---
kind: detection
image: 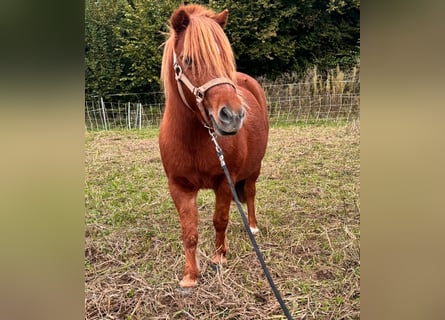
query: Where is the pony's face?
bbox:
[171,6,246,135]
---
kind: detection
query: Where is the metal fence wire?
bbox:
[85,81,359,130]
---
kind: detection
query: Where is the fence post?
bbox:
[134,103,138,128]
[127,102,131,129]
[100,97,108,130]
[138,103,142,129]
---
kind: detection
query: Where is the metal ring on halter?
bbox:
[194,88,205,104]
[174,63,182,80]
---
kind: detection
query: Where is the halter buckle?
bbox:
[194,88,205,103]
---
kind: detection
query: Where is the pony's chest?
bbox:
[162,142,222,185]
[180,154,225,189]
[184,146,221,174]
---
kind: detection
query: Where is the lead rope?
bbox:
[206,126,293,320]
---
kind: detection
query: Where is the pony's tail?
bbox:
[235,180,246,203]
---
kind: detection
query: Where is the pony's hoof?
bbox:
[179,277,198,289]
[179,286,196,297]
[211,254,227,265]
[250,226,260,235]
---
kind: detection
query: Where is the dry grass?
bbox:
[85,122,360,319]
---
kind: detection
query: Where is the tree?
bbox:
[204,0,298,76]
[84,0,360,95]
[207,0,360,77]
[292,0,360,72]
[85,0,128,97]
[115,0,176,94]
[85,0,176,98]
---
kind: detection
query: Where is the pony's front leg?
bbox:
[212,186,232,265]
[168,181,199,288]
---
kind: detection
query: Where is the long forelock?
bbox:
[161,6,237,96]
[183,15,236,82]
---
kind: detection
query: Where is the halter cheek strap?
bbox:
[173,53,195,111]
[173,52,236,125]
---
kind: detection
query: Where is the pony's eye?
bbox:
[183,56,192,67]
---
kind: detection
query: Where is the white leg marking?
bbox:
[250,226,260,234]
[196,250,200,272]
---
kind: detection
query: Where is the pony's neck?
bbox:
[166,93,206,135]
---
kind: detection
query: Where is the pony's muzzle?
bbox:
[215,105,246,135]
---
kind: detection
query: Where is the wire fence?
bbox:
[85,81,359,130]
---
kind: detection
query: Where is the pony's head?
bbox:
[162,4,246,135]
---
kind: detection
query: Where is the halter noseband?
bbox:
[173,52,236,126]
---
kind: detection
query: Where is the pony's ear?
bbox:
[171,8,190,34]
[213,9,229,28]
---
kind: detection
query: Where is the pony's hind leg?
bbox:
[168,181,200,288]
[245,177,260,234]
[212,186,232,265]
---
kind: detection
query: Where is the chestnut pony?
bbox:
[159,4,269,288]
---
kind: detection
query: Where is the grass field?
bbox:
[85,122,360,319]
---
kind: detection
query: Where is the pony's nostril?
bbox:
[219,106,233,124]
[239,108,246,119]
